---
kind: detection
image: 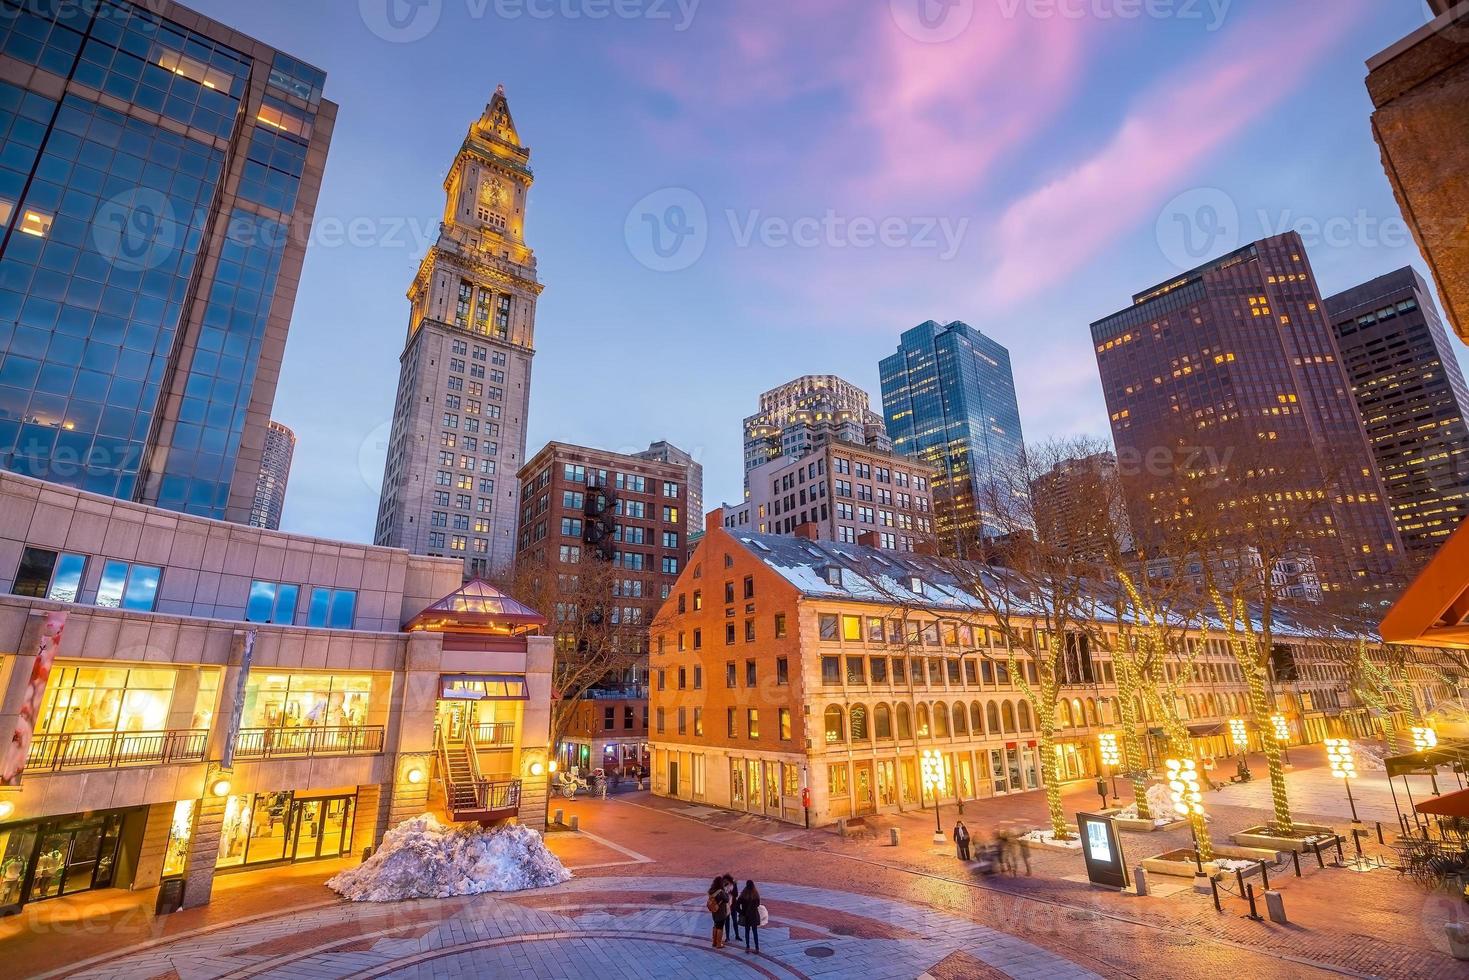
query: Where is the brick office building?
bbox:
[647,516,1442,827]
[515,442,695,775]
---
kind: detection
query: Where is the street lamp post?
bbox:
[1098,732,1121,802]
[921,749,945,843]
[1228,718,1251,780]
[1166,757,1210,885]
[1412,727,1441,796]
[1325,738,1360,823]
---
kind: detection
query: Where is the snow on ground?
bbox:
[327,814,571,902]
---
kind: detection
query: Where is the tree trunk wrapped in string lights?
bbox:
[1110,651,1152,819]
[1214,592,1294,836]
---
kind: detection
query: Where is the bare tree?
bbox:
[496,557,647,748]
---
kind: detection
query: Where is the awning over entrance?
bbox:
[1385,741,1469,778]
[1415,787,1469,819]
[439,674,527,701]
[1187,722,1225,737]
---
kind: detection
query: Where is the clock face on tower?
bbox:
[481,178,507,214]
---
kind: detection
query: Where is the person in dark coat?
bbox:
[738,880,762,952]
[707,877,729,948]
[723,873,742,942]
[953,820,972,861]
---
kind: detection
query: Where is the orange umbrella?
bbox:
[1414,786,1469,818]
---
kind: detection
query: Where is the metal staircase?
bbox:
[436,725,523,825]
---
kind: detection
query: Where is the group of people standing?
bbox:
[952,819,1032,876]
[706,874,764,952]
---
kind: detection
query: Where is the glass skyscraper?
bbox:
[880,320,1027,556]
[0,0,334,521]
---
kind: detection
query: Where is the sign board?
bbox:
[1076,811,1129,889]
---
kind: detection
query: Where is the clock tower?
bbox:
[375,87,543,578]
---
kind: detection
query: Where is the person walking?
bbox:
[707,877,730,949]
[723,873,743,944]
[738,880,763,953]
[952,820,971,861]
[1017,833,1032,876]
[996,826,1017,875]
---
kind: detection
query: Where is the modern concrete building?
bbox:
[248,421,296,532]
[649,519,1446,826]
[374,87,540,580]
[1029,452,1133,561]
[516,442,696,775]
[1091,233,1404,592]
[730,441,937,553]
[0,472,553,914]
[1325,268,1469,561]
[742,376,891,488]
[0,0,335,523]
[1367,2,1469,345]
[880,321,1027,558]
[635,441,703,541]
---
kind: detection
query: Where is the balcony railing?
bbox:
[232,725,385,760]
[25,729,208,772]
[471,722,516,747]
[475,778,522,812]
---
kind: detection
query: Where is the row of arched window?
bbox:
[823,700,1035,745]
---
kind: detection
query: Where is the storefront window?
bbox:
[163,800,195,878]
[730,761,745,804]
[241,673,373,729]
[38,666,176,734]
[828,762,849,797]
[192,670,221,730]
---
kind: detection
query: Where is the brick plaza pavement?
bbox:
[7,744,1465,979]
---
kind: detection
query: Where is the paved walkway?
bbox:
[47,876,1098,980]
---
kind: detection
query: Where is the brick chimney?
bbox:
[857,530,880,548]
[794,522,820,541]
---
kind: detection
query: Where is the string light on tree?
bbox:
[1229,718,1249,751]
[1270,713,1292,764]
[1411,726,1438,751]
[1098,732,1122,802]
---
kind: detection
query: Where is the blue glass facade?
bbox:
[0,0,330,520]
[880,320,1027,554]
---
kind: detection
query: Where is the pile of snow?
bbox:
[327,814,570,902]
[1213,858,1261,873]
[1351,741,1389,771]
[1115,784,1180,824]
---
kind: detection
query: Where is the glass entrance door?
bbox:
[20,813,126,904]
[854,762,875,815]
[289,797,355,862]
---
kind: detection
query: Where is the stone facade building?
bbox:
[742,376,891,488]
[1367,2,1469,344]
[374,87,540,579]
[0,473,552,914]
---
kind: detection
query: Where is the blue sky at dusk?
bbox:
[183,0,1459,543]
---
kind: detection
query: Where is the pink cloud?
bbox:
[979,0,1372,307]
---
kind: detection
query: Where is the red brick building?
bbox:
[516,441,695,774]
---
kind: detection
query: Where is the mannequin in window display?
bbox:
[1,849,25,905]
[35,847,63,897]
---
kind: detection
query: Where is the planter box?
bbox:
[1142,844,1278,879]
[1231,823,1334,854]
[1114,816,1189,833]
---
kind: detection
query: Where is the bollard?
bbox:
[569,815,580,833]
[1245,883,1263,921]
[1265,890,1288,925]
[553,808,564,827]
[890,827,901,847]
[1209,876,1223,912]
[836,818,847,838]
[1259,860,1270,893]
[1132,866,1149,897]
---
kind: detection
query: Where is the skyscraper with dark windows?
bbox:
[0,0,334,522]
[1091,233,1403,591]
[249,419,296,531]
[1325,267,1469,562]
[879,320,1026,557]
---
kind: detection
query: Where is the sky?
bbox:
[183,0,1463,544]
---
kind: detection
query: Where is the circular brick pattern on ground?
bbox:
[58,877,1099,980]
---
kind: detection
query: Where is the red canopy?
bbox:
[1414,786,1469,818]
